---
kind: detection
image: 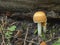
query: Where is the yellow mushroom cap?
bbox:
[33,11,47,23]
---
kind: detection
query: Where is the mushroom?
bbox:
[40,41,47,45]
[33,11,47,37]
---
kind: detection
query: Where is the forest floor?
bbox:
[0,16,60,45]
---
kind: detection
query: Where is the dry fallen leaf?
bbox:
[14,40,23,45]
[14,30,23,38]
[6,11,11,16]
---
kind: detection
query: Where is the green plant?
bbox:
[52,38,60,45]
[0,16,17,45]
[34,29,38,35]
[34,29,47,40]
[5,25,16,45]
[5,25,16,39]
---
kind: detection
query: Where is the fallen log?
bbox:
[0,0,60,12]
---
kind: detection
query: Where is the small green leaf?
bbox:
[34,29,38,34]
[7,25,16,31]
[5,32,12,35]
[5,33,11,39]
[5,25,16,39]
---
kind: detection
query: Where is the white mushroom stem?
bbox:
[43,26,46,33]
[38,23,41,37]
[43,23,46,33]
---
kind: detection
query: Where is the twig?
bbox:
[28,39,34,45]
[4,16,8,29]
[24,27,29,45]
[1,17,6,45]
[46,36,60,42]
[25,40,39,45]
[10,22,17,25]
[17,38,39,45]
